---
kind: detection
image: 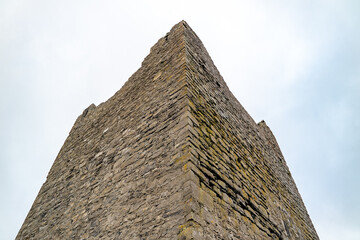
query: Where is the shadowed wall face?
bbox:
[181,23,318,239]
[16,21,318,240]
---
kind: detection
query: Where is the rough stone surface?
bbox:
[17,21,319,239]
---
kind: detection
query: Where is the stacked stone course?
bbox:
[17,21,318,239]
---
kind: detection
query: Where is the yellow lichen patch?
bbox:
[178,220,202,239]
[200,126,208,136]
[188,99,197,111]
[175,152,191,164]
[251,223,260,235]
[242,215,250,225]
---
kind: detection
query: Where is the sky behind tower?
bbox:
[1,1,359,239]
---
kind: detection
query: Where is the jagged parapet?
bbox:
[17,21,318,239]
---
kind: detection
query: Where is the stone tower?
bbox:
[17,21,318,239]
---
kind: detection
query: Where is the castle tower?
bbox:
[17,21,318,239]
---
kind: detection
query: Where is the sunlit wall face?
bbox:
[0,1,359,239]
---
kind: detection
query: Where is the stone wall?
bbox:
[179,22,318,239]
[17,21,192,240]
[17,21,318,239]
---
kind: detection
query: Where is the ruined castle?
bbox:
[17,21,318,239]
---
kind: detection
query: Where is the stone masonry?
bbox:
[17,21,319,239]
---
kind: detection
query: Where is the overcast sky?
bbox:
[1,0,359,239]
